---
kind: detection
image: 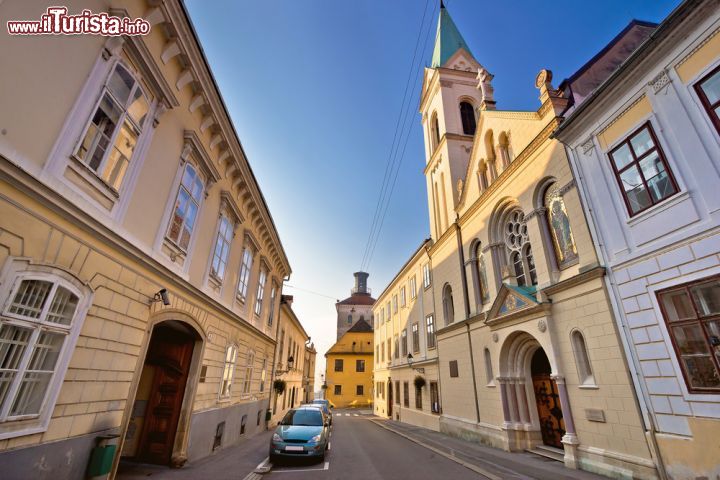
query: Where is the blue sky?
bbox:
[184,0,680,384]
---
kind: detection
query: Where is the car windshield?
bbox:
[281,409,323,426]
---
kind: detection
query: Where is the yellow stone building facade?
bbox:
[324,319,374,409]
[0,1,296,478]
[269,296,315,425]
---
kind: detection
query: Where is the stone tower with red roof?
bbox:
[335,272,376,340]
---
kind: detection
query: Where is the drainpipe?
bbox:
[562,144,668,480]
[455,218,471,319]
[455,219,481,423]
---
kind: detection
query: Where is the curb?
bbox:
[369,419,502,480]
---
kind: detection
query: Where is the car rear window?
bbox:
[281,409,323,426]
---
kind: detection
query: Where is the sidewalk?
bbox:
[371,418,607,480]
[116,430,272,480]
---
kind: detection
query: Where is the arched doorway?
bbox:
[387,380,393,418]
[530,348,565,448]
[122,320,201,466]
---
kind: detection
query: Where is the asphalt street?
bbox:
[261,410,481,480]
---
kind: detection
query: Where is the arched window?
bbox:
[484,130,497,181]
[484,348,494,385]
[347,314,352,324]
[504,210,537,286]
[498,132,511,168]
[472,242,490,309]
[571,330,595,385]
[460,102,476,135]
[544,184,578,267]
[430,112,440,151]
[0,261,91,436]
[477,162,488,191]
[442,284,455,325]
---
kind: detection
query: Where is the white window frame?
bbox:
[242,351,255,394]
[400,287,406,307]
[423,264,432,288]
[254,268,267,316]
[267,282,277,327]
[72,61,151,193]
[210,214,234,283]
[0,259,92,440]
[426,314,436,349]
[392,295,398,313]
[165,162,205,254]
[409,276,417,300]
[219,344,238,399]
[237,247,254,302]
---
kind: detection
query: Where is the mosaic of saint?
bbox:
[544,185,577,265]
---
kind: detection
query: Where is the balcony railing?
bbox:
[351,286,372,295]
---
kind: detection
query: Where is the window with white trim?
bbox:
[255,268,267,316]
[220,344,237,398]
[400,287,406,307]
[0,274,87,428]
[267,283,277,326]
[243,351,254,394]
[423,264,432,288]
[74,62,150,191]
[426,314,436,348]
[210,215,233,282]
[409,276,417,299]
[260,358,267,392]
[392,294,398,313]
[166,163,204,252]
[237,247,254,302]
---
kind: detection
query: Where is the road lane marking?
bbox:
[272,462,330,473]
[327,442,331,450]
[256,456,270,470]
[353,414,358,417]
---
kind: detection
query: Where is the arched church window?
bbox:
[484,348,494,385]
[498,132,511,168]
[571,330,595,385]
[544,184,578,267]
[477,163,488,191]
[430,112,440,151]
[442,284,455,325]
[460,102,476,135]
[504,210,537,287]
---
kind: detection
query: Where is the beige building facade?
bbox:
[269,296,314,425]
[373,4,664,479]
[0,1,293,478]
[373,240,441,431]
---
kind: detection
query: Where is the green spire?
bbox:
[430,2,475,68]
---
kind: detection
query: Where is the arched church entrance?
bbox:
[122,320,201,465]
[530,348,565,448]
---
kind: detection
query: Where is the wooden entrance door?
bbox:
[531,349,565,449]
[387,381,393,418]
[137,324,195,465]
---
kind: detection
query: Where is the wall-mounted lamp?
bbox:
[151,288,170,306]
[276,355,295,376]
[407,353,425,374]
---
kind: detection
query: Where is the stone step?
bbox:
[525,445,564,462]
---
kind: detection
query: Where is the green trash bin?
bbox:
[87,434,119,477]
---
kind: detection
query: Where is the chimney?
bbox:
[281,294,294,307]
[353,271,369,295]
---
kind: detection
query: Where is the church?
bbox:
[373,3,662,478]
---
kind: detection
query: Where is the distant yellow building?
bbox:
[324,319,373,409]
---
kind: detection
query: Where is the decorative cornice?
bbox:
[580,138,595,155]
[219,190,244,225]
[648,70,671,94]
[675,24,720,70]
[541,265,606,296]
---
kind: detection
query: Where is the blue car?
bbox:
[269,408,330,463]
